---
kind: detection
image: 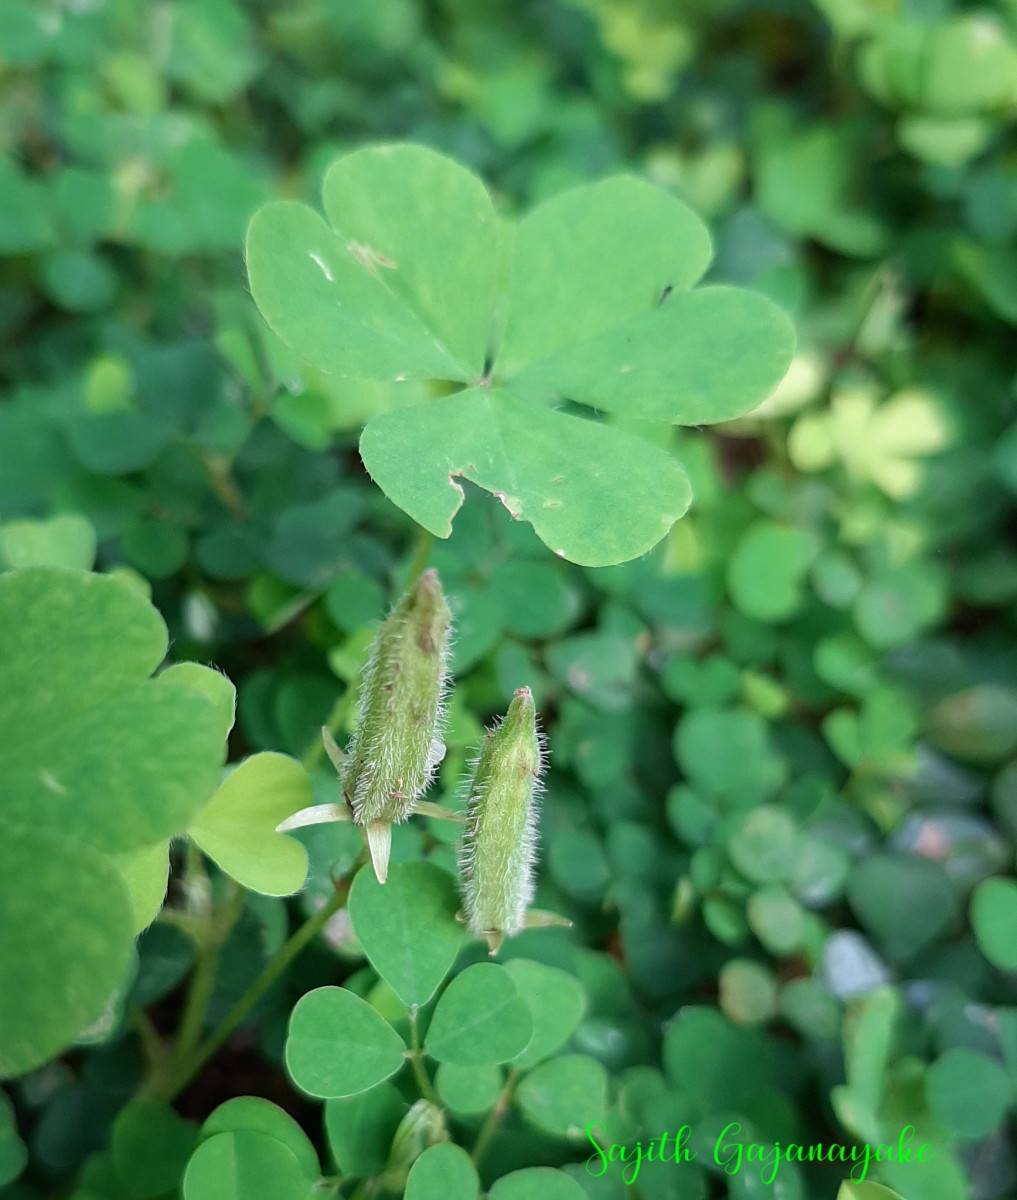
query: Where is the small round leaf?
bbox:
[516,1055,608,1139]
[972,877,1017,971]
[489,1168,586,1200]
[348,862,463,1007]
[926,1048,1012,1140]
[182,1130,308,1200]
[405,1143,479,1200]
[425,964,533,1066]
[201,1098,318,1181]
[504,960,587,1069]
[285,987,407,1099]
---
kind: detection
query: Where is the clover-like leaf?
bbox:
[0,823,134,1078]
[285,987,407,1099]
[489,1169,586,1200]
[0,514,96,571]
[405,1143,479,1200]
[111,1100,199,1200]
[348,862,464,1007]
[926,1048,1012,1140]
[200,1098,319,1181]
[0,1090,27,1187]
[182,1131,308,1200]
[114,842,171,934]
[0,568,226,853]
[516,1055,608,1139]
[971,877,1017,971]
[360,388,692,567]
[424,963,533,1065]
[247,143,795,566]
[503,960,587,1069]
[838,1185,906,1200]
[324,1083,407,1177]
[189,753,312,897]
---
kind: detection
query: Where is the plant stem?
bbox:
[202,451,248,518]
[172,931,220,1067]
[404,527,434,588]
[170,851,236,1047]
[470,1068,520,1168]
[161,880,351,1099]
[406,1007,439,1105]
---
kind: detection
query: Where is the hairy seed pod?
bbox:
[458,687,545,954]
[343,568,452,881]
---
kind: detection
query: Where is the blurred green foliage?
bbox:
[2,0,1017,1198]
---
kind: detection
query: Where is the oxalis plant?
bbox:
[0,142,823,1199]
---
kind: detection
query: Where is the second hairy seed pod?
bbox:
[458,687,544,954]
[344,568,452,881]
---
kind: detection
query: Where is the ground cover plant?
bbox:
[2,1,1017,1198]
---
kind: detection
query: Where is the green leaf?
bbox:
[435,1063,503,1115]
[503,960,587,1069]
[926,1048,1012,1140]
[853,563,947,650]
[756,123,887,256]
[728,806,800,884]
[487,561,580,640]
[285,987,407,1098]
[546,631,640,712]
[847,855,957,962]
[0,1091,27,1188]
[0,515,96,571]
[114,842,170,934]
[728,521,818,622]
[719,959,778,1025]
[516,1055,608,1138]
[159,663,237,742]
[182,1130,308,1200]
[0,823,134,1078]
[489,1168,587,1200]
[925,685,1017,763]
[321,144,501,379]
[832,986,900,1145]
[111,1101,198,1200]
[838,1185,906,1200]
[324,1083,406,1177]
[662,1006,772,1114]
[0,568,225,853]
[510,286,794,426]
[248,146,496,383]
[972,877,1017,970]
[201,1098,318,1181]
[674,708,785,804]
[498,174,711,374]
[66,411,174,476]
[425,963,533,1065]
[360,388,692,568]
[746,885,806,956]
[348,862,464,1007]
[189,753,312,896]
[0,156,51,253]
[881,1153,967,1200]
[249,144,794,566]
[405,1143,479,1200]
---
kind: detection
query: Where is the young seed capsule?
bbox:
[343,568,452,882]
[458,687,544,954]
